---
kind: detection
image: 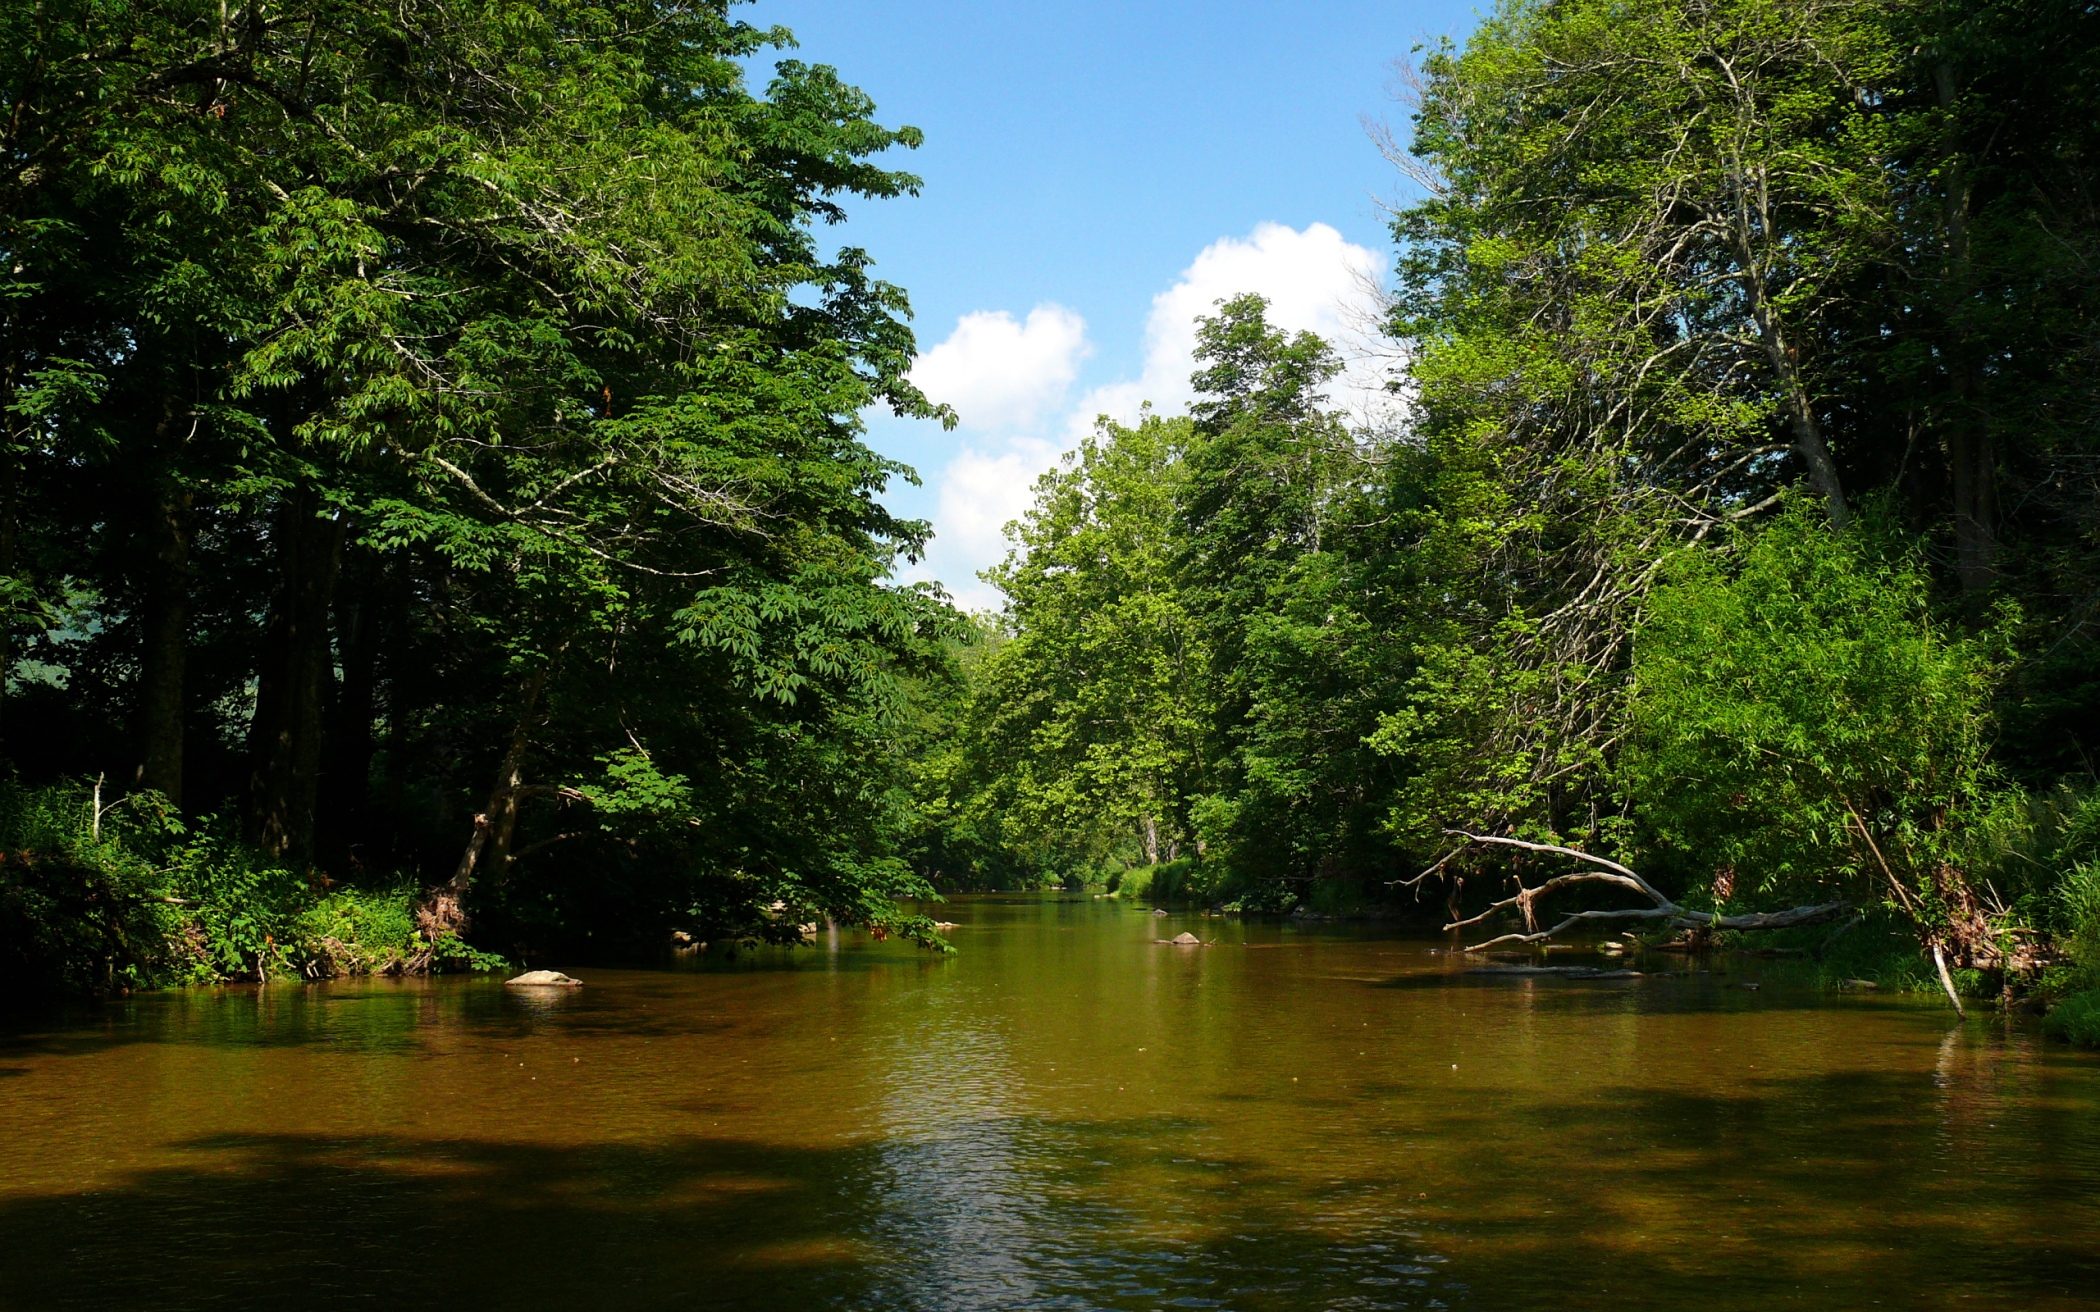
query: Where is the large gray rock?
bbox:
[506,970,582,987]
[1156,932,1204,946]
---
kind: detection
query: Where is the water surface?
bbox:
[3,895,2097,1310]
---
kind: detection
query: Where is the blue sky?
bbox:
[746,0,1487,607]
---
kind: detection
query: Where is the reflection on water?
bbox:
[2,894,2097,1310]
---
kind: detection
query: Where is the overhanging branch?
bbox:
[1426,830,1851,951]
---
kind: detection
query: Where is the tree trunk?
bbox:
[0,351,20,742]
[448,664,551,899]
[1946,381,1996,594]
[1936,62,1995,594]
[137,489,193,806]
[1751,302,1849,528]
[0,437,14,744]
[1729,158,1849,527]
[247,488,344,861]
[318,543,387,868]
[1141,814,1160,866]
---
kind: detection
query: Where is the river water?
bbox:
[2,894,2097,1310]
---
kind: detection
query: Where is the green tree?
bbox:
[964,412,1209,872]
[1,0,963,963]
[1623,502,2022,969]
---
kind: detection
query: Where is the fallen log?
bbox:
[1431,832,1852,953]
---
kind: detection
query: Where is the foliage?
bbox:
[962,411,1208,870]
[0,0,963,978]
[946,297,1419,907]
[10,0,2100,1026]
[951,0,2100,1011]
[0,780,498,992]
[1624,502,2010,919]
[2043,989,2100,1048]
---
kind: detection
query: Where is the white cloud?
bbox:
[908,304,1090,433]
[914,437,1061,612]
[1068,221,1394,435]
[906,223,1397,612]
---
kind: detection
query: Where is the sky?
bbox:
[745,0,1488,609]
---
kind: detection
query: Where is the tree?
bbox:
[1622,501,2024,973]
[955,297,1419,903]
[1,0,963,956]
[1376,0,1916,844]
[963,412,1210,872]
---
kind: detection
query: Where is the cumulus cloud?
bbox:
[906,223,1397,611]
[1068,221,1394,436]
[908,303,1090,433]
[920,437,1061,612]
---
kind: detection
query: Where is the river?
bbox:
[2,894,2097,1310]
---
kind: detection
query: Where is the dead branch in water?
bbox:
[1431,830,1851,951]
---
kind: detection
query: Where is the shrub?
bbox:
[0,779,505,993]
[2043,989,2100,1048]
[1625,501,2008,923]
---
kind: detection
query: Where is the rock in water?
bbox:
[1466,965,1640,979]
[506,970,582,987]
[1154,932,1203,946]
[1152,908,1169,917]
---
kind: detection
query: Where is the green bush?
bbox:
[2043,989,2100,1047]
[0,779,504,993]
[1109,858,1227,906]
[1625,501,2007,923]
[2057,860,2100,979]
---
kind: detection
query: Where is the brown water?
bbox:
[2,894,2098,1311]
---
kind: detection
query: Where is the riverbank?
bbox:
[1094,867,2100,1047]
[0,782,503,992]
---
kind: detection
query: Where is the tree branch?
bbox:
[1427,831,1851,951]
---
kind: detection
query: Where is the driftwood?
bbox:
[1427,831,1851,953]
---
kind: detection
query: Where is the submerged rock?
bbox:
[506,970,582,987]
[1465,965,1640,979]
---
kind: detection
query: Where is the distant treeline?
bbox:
[920,0,2100,1028]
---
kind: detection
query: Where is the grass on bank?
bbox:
[0,779,505,994]
[2045,859,2100,1046]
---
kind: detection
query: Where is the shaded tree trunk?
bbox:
[0,439,14,744]
[247,487,344,861]
[1936,62,1996,594]
[318,542,388,868]
[1724,155,1849,528]
[137,488,193,805]
[0,346,21,742]
[448,664,552,900]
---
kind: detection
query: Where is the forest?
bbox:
[3,0,2099,1045]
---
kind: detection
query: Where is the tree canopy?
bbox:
[2,0,962,967]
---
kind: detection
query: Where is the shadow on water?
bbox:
[0,1065,2093,1312]
[0,1122,1465,1312]
[0,1131,888,1311]
[0,975,766,1063]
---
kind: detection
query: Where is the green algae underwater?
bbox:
[2,894,2097,1312]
